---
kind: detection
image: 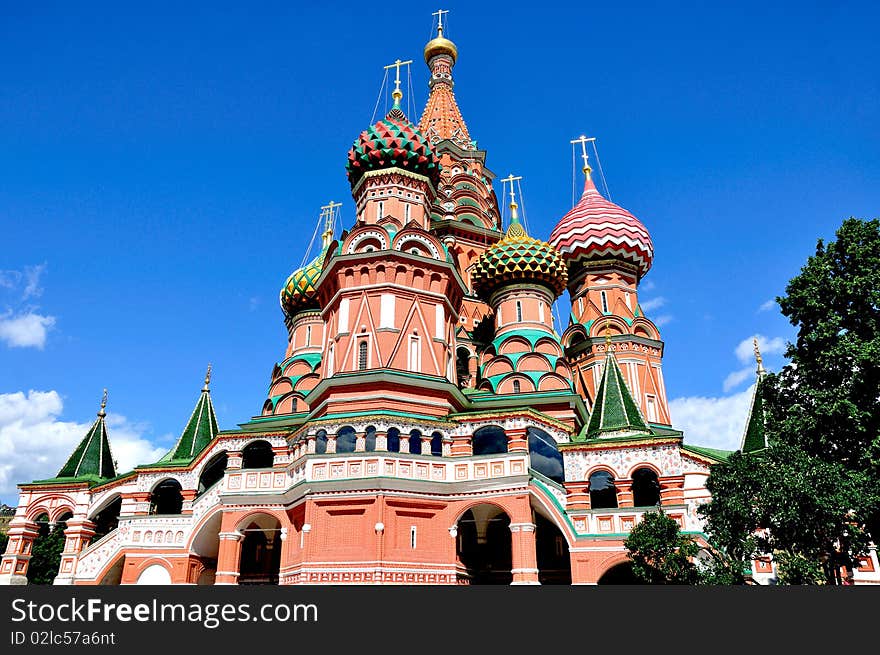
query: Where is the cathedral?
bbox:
[3,16,877,586]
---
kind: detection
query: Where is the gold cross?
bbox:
[500,173,522,209]
[432,9,449,36]
[384,58,413,101]
[570,135,595,176]
[320,201,341,245]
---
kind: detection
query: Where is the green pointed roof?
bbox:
[586,352,650,438]
[741,374,768,453]
[158,368,220,463]
[56,392,116,480]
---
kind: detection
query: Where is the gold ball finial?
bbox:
[203,363,212,392]
[604,320,612,347]
[753,337,766,375]
[98,388,108,418]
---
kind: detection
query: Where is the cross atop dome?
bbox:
[571,135,595,179]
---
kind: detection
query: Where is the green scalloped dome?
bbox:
[346,107,441,188]
[471,220,568,299]
[280,249,326,316]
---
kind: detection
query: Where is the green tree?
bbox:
[700,218,880,584]
[624,509,702,584]
[26,521,66,585]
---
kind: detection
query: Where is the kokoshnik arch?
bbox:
[4,13,877,586]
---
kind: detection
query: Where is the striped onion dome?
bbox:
[548,176,653,277]
[280,248,326,317]
[346,105,441,189]
[471,217,568,300]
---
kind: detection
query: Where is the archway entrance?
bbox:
[534,513,571,584]
[189,511,222,585]
[26,512,72,585]
[598,561,640,584]
[455,505,512,585]
[238,515,282,585]
[90,496,122,544]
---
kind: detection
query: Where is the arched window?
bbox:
[601,291,609,313]
[386,427,400,453]
[430,431,443,457]
[589,471,618,509]
[197,452,228,496]
[527,427,564,484]
[516,300,523,323]
[150,479,183,515]
[631,467,661,507]
[305,324,312,345]
[358,340,368,370]
[472,425,508,456]
[512,379,521,394]
[315,430,328,454]
[90,497,122,543]
[456,347,471,386]
[327,344,335,376]
[336,426,357,453]
[408,430,423,455]
[364,426,377,452]
[242,440,274,469]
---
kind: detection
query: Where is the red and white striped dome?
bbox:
[548,177,653,277]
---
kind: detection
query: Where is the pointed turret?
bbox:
[56,389,117,480]
[159,365,220,463]
[586,345,651,438]
[740,338,768,453]
[419,13,472,149]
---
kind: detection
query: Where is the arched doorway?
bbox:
[197,452,228,496]
[26,511,72,585]
[90,496,122,544]
[598,561,640,584]
[455,504,512,584]
[238,515,282,585]
[534,513,571,584]
[242,440,274,469]
[150,479,183,515]
[190,511,222,585]
[136,563,172,585]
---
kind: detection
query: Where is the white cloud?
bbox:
[0,312,56,349]
[670,384,755,452]
[723,366,754,392]
[735,334,786,364]
[640,296,666,312]
[758,299,776,312]
[654,314,673,327]
[0,390,166,503]
[0,263,46,300]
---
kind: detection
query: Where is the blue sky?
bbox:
[1,1,878,503]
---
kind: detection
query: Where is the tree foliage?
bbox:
[624,510,702,584]
[700,218,880,584]
[26,522,66,585]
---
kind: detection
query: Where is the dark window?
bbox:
[336,426,357,453]
[197,452,228,496]
[632,468,661,507]
[242,441,274,469]
[472,426,508,455]
[315,430,328,454]
[358,340,368,370]
[364,426,377,452]
[409,430,423,455]
[527,427,564,484]
[512,379,521,394]
[589,471,618,509]
[430,432,443,457]
[386,428,400,453]
[516,301,523,322]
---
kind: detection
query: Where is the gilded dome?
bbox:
[424,35,458,63]
[471,218,568,300]
[280,249,326,317]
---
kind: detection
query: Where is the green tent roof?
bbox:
[157,382,219,464]
[55,410,116,481]
[741,374,768,453]
[586,352,650,438]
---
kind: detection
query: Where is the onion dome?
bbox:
[471,211,568,300]
[424,35,457,63]
[548,173,654,277]
[280,248,326,317]
[345,104,441,189]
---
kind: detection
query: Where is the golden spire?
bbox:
[203,363,212,392]
[320,201,341,248]
[97,388,108,418]
[384,58,413,107]
[500,174,525,237]
[571,135,595,180]
[424,9,457,63]
[433,8,449,37]
[604,319,612,348]
[753,337,766,375]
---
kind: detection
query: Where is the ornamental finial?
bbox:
[571,135,595,180]
[98,388,108,418]
[433,9,449,37]
[203,363,212,392]
[605,319,612,348]
[384,58,413,108]
[500,173,523,223]
[753,337,766,375]
[320,201,341,248]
